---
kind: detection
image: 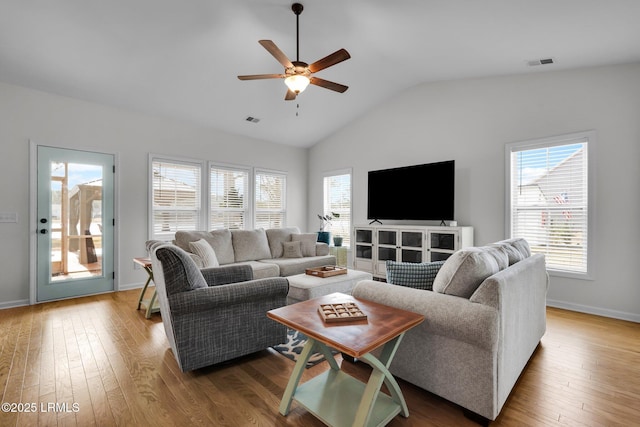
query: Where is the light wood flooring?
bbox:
[1,289,638,426]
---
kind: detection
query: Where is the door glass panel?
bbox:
[402,231,422,248]
[378,230,396,245]
[50,161,103,281]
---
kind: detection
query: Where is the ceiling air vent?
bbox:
[527,58,555,67]
[245,116,260,123]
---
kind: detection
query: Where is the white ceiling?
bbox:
[1,1,639,148]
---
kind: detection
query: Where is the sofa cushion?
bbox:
[261,255,336,277]
[291,233,317,257]
[502,238,531,259]
[266,227,301,258]
[386,260,445,291]
[188,239,219,268]
[479,246,509,270]
[232,228,272,262]
[208,229,235,265]
[489,242,523,265]
[282,241,303,258]
[433,248,500,298]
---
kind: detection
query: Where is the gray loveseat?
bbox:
[172,226,336,278]
[351,238,548,422]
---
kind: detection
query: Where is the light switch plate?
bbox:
[0,212,18,223]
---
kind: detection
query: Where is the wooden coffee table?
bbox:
[267,292,424,427]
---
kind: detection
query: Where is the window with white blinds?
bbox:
[210,165,249,230]
[506,131,594,278]
[255,170,286,229]
[151,159,203,240]
[323,171,352,247]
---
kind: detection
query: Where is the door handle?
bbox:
[39,229,48,234]
[40,218,48,223]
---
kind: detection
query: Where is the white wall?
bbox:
[0,82,308,307]
[309,64,640,322]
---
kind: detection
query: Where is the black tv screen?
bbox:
[367,160,455,221]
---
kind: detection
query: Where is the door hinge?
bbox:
[112,272,115,280]
[113,218,115,226]
[112,165,115,173]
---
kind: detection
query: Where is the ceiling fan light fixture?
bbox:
[284,74,310,93]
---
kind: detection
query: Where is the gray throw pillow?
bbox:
[291,233,317,257]
[433,248,500,298]
[386,260,445,291]
[188,238,219,268]
[282,241,303,258]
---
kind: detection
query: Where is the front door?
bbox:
[35,145,115,301]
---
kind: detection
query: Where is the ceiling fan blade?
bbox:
[308,49,351,73]
[309,77,348,93]
[237,74,285,80]
[285,89,297,101]
[259,40,294,69]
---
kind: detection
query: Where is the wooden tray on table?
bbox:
[305,266,347,278]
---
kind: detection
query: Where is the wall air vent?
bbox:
[527,58,555,66]
[245,116,260,123]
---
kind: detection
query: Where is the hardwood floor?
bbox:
[1,290,638,426]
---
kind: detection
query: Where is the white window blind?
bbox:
[323,172,352,247]
[508,133,591,277]
[255,170,286,229]
[151,159,202,240]
[210,165,249,230]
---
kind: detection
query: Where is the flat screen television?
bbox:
[367,160,455,222]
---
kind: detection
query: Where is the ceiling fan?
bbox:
[237,3,351,101]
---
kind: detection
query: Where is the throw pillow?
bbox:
[432,248,500,298]
[231,228,272,262]
[282,241,303,258]
[291,233,317,257]
[386,260,446,291]
[489,242,523,266]
[188,239,220,268]
[266,226,300,258]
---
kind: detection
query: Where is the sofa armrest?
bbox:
[200,265,254,286]
[315,242,330,256]
[352,280,499,351]
[168,277,289,315]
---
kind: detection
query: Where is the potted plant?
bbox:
[317,212,339,245]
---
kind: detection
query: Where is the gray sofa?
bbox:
[150,243,289,372]
[172,227,336,278]
[351,238,548,422]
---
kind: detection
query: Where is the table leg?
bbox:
[137,274,153,310]
[279,337,317,415]
[353,333,409,426]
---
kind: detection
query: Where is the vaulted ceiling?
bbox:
[1,1,639,147]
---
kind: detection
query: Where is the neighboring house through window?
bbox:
[210,164,250,230]
[506,131,594,279]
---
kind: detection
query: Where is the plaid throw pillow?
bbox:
[386,260,446,291]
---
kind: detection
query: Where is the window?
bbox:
[210,164,249,230]
[150,158,203,240]
[506,131,594,279]
[255,169,286,229]
[323,170,352,247]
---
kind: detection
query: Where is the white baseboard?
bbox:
[547,299,640,323]
[118,282,146,291]
[0,299,30,310]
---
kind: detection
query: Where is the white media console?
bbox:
[352,224,474,279]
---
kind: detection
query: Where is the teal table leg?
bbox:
[137,274,152,310]
[353,333,409,426]
[279,337,317,415]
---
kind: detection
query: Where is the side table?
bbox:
[329,246,348,267]
[267,292,424,427]
[134,257,160,318]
